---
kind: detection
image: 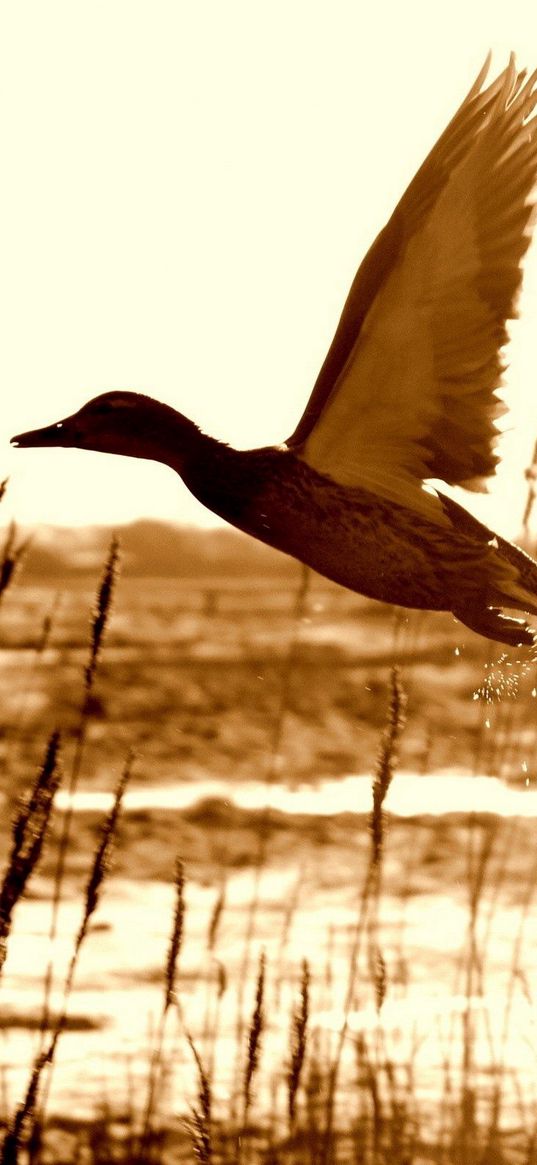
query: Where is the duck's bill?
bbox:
[11,420,70,448]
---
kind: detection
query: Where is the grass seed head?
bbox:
[165,858,185,1010]
[185,1032,212,1164]
[244,950,266,1117]
[288,958,310,1128]
[0,732,61,971]
[0,521,31,604]
[370,667,406,866]
[75,752,132,952]
[85,535,120,693]
[207,883,225,952]
[374,946,387,1013]
[216,960,227,999]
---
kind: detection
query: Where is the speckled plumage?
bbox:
[181,437,537,634]
[182,441,480,609]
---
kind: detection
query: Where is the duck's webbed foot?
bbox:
[453,606,536,648]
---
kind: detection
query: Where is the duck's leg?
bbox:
[453,605,536,647]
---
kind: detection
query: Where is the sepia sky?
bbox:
[2,0,537,533]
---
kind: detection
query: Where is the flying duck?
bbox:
[11,58,537,647]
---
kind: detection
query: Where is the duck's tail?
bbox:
[453,602,536,647]
[473,532,537,645]
[492,531,537,614]
[439,491,537,647]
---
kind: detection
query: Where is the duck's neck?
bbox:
[136,399,284,532]
[143,405,212,474]
[142,403,245,519]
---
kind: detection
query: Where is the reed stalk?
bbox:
[2,757,130,1163]
[0,522,31,608]
[236,949,265,1165]
[202,882,227,1091]
[320,667,406,1165]
[206,960,227,1100]
[273,867,303,1014]
[488,833,537,1137]
[522,436,537,542]
[304,1036,323,1165]
[3,591,62,784]
[288,958,310,1135]
[38,537,119,1046]
[0,732,61,974]
[230,564,310,1126]
[456,816,498,1164]
[84,536,120,695]
[138,858,185,1160]
[185,1031,212,1164]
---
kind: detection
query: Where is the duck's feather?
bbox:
[287,57,537,524]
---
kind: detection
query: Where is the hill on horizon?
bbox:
[16,519,298,580]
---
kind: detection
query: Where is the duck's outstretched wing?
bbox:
[287,58,537,521]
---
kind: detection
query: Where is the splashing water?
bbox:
[473,644,537,704]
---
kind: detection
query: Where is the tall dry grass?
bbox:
[138,857,185,1160]
[287,958,309,1136]
[319,666,407,1165]
[186,1031,212,1164]
[0,519,30,610]
[1,760,132,1164]
[37,535,120,1060]
[0,732,61,974]
[0,509,536,1162]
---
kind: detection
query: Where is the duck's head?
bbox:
[11,391,197,466]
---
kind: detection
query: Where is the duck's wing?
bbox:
[287,58,537,522]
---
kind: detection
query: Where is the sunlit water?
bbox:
[52,769,537,818]
[3,771,537,1126]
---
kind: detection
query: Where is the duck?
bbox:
[11,57,537,648]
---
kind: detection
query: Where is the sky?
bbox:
[2,0,537,533]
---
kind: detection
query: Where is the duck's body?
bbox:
[184,437,439,606]
[179,430,537,642]
[11,58,537,646]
